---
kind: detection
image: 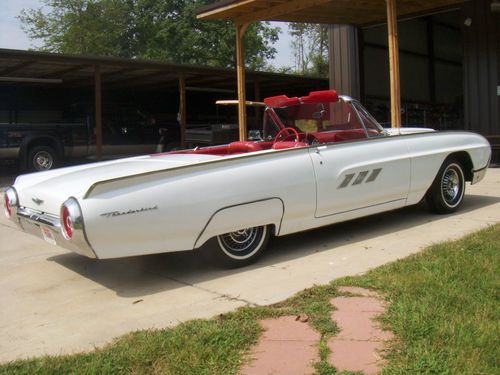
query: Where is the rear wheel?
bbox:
[426,158,465,214]
[211,225,270,267]
[27,145,58,171]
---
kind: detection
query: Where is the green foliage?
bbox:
[19,0,280,70]
[289,22,329,77]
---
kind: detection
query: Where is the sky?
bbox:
[0,0,293,68]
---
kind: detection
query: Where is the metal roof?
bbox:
[0,48,328,94]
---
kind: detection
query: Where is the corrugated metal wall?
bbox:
[462,0,499,136]
[328,25,360,99]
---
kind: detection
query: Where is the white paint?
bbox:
[9,128,491,259]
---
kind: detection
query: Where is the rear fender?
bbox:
[194,198,284,249]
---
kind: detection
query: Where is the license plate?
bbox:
[41,226,57,246]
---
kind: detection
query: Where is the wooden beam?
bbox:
[102,67,136,80]
[197,0,257,19]
[94,65,103,160]
[0,60,37,75]
[235,0,331,25]
[236,22,249,141]
[386,0,401,128]
[42,64,89,78]
[178,73,187,148]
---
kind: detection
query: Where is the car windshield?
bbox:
[263,98,383,140]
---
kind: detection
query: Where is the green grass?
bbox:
[2,224,499,375]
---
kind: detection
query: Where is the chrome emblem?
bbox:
[100,205,158,218]
[32,197,44,205]
[338,168,382,189]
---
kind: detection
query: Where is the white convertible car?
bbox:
[3,90,491,266]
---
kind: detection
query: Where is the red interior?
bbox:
[152,90,377,158]
[264,90,338,108]
[158,129,377,158]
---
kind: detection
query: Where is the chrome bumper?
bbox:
[15,207,97,258]
[471,165,488,185]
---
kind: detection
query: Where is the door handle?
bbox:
[315,146,327,154]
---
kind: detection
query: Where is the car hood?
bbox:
[14,153,221,215]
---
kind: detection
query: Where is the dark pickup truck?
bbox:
[0,118,180,171]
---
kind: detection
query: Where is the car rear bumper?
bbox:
[15,207,97,258]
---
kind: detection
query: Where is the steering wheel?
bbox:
[273,127,300,145]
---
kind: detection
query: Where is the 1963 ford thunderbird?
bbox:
[3,90,491,266]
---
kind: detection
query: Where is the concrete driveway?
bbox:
[1,169,499,363]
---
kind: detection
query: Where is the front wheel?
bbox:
[211,225,271,267]
[426,159,465,214]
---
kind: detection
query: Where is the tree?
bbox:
[19,0,280,70]
[289,22,328,77]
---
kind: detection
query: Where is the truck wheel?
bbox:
[426,158,465,214]
[211,225,270,267]
[27,146,58,171]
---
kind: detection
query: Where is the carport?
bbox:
[196,0,463,140]
[0,48,328,160]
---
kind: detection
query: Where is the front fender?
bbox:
[194,198,284,249]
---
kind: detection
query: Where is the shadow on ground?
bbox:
[47,193,500,298]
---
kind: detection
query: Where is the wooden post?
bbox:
[236,22,249,141]
[386,0,401,128]
[178,73,186,148]
[94,64,103,160]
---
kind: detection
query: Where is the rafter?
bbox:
[234,0,332,24]
[42,64,89,78]
[0,60,37,75]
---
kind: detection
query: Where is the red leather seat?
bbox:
[271,141,308,150]
[227,141,264,154]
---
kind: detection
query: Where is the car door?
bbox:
[309,136,411,218]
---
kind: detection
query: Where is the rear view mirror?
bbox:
[312,103,325,120]
[312,110,325,120]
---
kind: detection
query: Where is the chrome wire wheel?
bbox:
[33,150,53,170]
[426,158,466,214]
[217,226,267,260]
[440,163,464,208]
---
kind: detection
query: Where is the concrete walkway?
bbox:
[0,169,499,363]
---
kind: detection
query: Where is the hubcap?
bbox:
[217,226,266,260]
[441,166,461,205]
[34,151,53,170]
[219,228,259,253]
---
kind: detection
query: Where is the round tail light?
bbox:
[60,198,82,240]
[4,188,18,219]
[62,205,74,239]
[4,193,11,218]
